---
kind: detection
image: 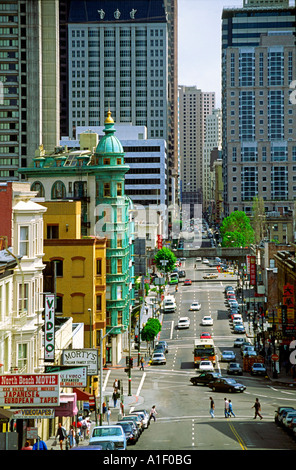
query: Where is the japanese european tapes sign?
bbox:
[0,374,60,407]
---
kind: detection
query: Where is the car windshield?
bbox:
[92,427,122,437]
[225,379,237,384]
[153,353,163,357]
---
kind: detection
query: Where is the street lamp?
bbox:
[98,325,124,426]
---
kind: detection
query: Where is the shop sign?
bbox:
[0,374,60,407]
[249,256,256,286]
[62,349,98,376]
[45,366,87,388]
[44,294,55,362]
[12,409,55,419]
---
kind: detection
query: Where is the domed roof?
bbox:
[95,111,123,155]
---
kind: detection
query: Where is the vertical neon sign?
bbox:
[45,294,55,361]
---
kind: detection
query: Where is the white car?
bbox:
[199,360,214,371]
[201,315,213,326]
[151,352,166,365]
[202,258,209,264]
[190,301,201,311]
[196,257,202,262]
[177,317,190,329]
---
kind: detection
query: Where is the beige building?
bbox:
[222,2,296,217]
[203,109,222,209]
[178,86,215,210]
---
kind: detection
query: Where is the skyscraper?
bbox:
[62,0,178,205]
[222,0,296,216]
[178,85,215,213]
[0,0,60,180]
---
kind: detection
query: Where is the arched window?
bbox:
[51,181,66,199]
[31,181,45,197]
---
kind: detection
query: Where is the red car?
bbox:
[200,332,212,339]
[184,279,192,285]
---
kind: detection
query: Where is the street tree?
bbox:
[154,247,177,273]
[220,211,254,247]
[141,318,162,349]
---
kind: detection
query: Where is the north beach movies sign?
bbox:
[0,374,60,407]
[62,349,99,376]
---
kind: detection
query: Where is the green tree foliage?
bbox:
[154,247,177,273]
[141,318,162,343]
[220,211,254,247]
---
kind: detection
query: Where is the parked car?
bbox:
[153,344,166,355]
[221,350,236,362]
[282,411,296,429]
[196,257,202,262]
[177,317,190,329]
[201,315,213,326]
[251,363,267,376]
[202,258,209,264]
[151,352,166,365]
[116,421,138,445]
[190,301,201,311]
[227,362,243,375]
[190,371,221,386]
[275,407,295,425]
[89,425,126,450]
[199,360,214,372]
[120,415,144,434]
[184,279,192,285]
[287,416,296,435]
[130,409,150,429]
[178,270,186,278]
[278,408,295,426]
[233,324,246,334]
[234,338,245,347]
[208,377,246,393]
[241,345,255,356]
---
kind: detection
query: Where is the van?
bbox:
[169,273,179,284]
[89,425,126,450]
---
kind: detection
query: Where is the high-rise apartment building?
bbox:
[178,86,215,213]
[61,0,178,205]
[203,109,222,210]
[0,0,60,180]
[222,0,296,216]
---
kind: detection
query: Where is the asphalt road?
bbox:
[124,257,296,451]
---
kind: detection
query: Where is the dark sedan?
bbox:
[190,372,221,386]
[227,362,243,375]
[208,377,246,393]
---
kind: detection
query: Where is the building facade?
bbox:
[178,85,215,213]
[0,0,60,180]
[222,0,296,217]
[19,113,135,363]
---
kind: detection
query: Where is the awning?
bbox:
[55,393,78,417]
[73,388,93,401]
[0,408,14,421]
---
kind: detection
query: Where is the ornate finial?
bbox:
[105,109,114,124]
[97,9,105,19]
[130,9,137,19]
[114,9,121,19]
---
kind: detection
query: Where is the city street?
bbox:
[99,256,296,451]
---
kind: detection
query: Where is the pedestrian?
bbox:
[107,407,111,425]
[150,405,158,422]
[252,398,263,419]
[21,441,33,450]
[112,390,118,407]
[32,438,47,450]
[102,402,107,421]
[140,357,144,371]
[113,379,119,391]
[68,425,75,448]
[55,422,67,450]
[80,417,88,440]
[209,397,215,418]
[224,398,230,418]
[228,399,236,417]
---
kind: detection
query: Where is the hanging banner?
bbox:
[249,256,256,286]
[44,294,55,362]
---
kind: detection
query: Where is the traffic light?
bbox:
[129,357,133,368]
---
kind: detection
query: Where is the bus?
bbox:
[193,338,216,367]
[169,272,179,285]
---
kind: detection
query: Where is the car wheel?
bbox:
[229,388,233,393]
[212,386,216,391]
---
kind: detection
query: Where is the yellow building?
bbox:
[42,200,107,364]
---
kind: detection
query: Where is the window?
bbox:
[117,183,122,196]
[96,295,102,311]
[18,283,28,314]
[31,181,44,197]
[47,225,59,239]
[19,226,29,256]
[103,183,111,197]
[52,181,66,199]
[96,259,102,275]
[17,343,28,373]
[117,259,122,273]
[106,259,111,274]
[117,234,122,248]
[117,285,122,300]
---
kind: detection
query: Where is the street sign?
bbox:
[271,354,279,361]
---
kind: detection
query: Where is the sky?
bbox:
[178,0,243,107]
